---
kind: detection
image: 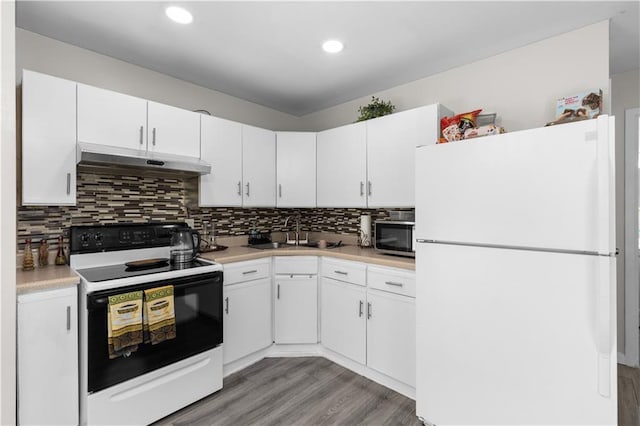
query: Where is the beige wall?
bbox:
[0,0,17,424]
[297,21,610,132]
[16,29,304,131]
[612,68,640,355]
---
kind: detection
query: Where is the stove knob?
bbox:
[80,233,90,244]
[94,232,104,244]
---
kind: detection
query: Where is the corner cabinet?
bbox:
[21,70,77,205]
[273,257,318,344]
[276,132,317,207]
[17,286,79,426]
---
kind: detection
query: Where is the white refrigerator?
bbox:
[415,116,617,425]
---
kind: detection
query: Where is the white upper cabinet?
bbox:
[22,70,77,206]
[147,101,201,158]
[276,132,317,208]
[200,116,243,207]
[78,84,201,158]
[316,122,367,208]
[242,124,276,207]
[77,83,148,150]
[366,104,449,207]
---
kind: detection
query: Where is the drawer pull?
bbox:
[385,281,404,287]
[242,270,258,275]
[334,270,348,275]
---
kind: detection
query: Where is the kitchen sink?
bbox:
[246,241,343,250]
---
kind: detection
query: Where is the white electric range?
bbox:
[70,222,223,425]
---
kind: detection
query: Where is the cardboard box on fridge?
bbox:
[556,89,602,120]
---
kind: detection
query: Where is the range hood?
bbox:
[76,142,211,175]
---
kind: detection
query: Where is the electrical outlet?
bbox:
[185,218,195,228]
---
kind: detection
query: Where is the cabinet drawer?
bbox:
[273,256,318,275]
[367,266,415,297]
[322,257,366,286]
[224,259,271,285]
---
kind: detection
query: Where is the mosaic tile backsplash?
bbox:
[17,169,402,251]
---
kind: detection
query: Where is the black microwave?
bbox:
[374,220,415,257]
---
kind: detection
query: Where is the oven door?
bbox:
[86,271,223,393]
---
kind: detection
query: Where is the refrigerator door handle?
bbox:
[596,115,615,255]
[596,255,614,398]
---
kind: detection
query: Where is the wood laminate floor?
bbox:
[156,358,640,426]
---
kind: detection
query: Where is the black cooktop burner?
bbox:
[76,259,213,283]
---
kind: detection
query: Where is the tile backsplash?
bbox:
[17,169,404,251]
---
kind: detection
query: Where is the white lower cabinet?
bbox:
[274,274,318,344]
[17,286,78,426]
[320,258,416,387]
[222,259,272,365]
[320,277,366,364]
[366,289,416,387]
[274,256,318,344]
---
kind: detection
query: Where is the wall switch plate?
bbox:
[185,218,195,228]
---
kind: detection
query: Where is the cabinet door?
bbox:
[366,105,441,207]
[320,277,366,364]
[274,275,318,344]
[200,116,243,207]
[316,122,367,207]
[21,70,77,205]
[17,287,78,426]
[276,132,316,207]
[242,124,276,207]
[366,289,416,386]
[223,278,272,364]
[77,83,147,150]
[147,101,201,158]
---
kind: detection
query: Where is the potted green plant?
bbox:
[356,96,396,122]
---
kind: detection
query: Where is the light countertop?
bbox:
[16,239,415,295]
[200,244,415,270]
[16,266,80,296]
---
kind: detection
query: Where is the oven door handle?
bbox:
[87,278,221,309]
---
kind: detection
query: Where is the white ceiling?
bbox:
[16,1,640,116]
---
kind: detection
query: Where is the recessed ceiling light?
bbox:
[165,6,193,24]
[322,40,344,54]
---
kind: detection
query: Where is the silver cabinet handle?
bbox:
[66,173,71,195]
[385,281,404,287]
[139,126,144,145]
[359,300,363,317]
[279,184,282,198]
[334,270,348,275]
[242,270,258,275]
[277,284,280,300]
[225,297,229,314]
[360,181,364,196]
[66,305,71,331]
[367,302,372,319]
[237,181,242,196]
[368,181,372,196]
[152,127,156,146]
[246,182,250,197]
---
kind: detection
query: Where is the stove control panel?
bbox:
[70,222,189,254]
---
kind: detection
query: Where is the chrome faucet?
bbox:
[283,214,307,246]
